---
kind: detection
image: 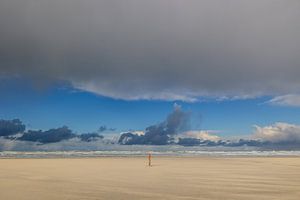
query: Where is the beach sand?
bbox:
[0,157,299,200]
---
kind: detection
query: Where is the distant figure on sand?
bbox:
[148,153,152,166]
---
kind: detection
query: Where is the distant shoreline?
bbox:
[1,150,300,159]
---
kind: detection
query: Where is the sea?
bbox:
[1,145,300,158]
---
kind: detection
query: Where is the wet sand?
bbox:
[0,157,299,200]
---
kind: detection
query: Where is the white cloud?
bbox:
[182,130,221,142]
[268,94,300,107]
[253,122,300,143]
[132,131,145,136]
[74,81,198,102]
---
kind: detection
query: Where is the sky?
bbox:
[1,0,300,144]
[1,77,300,139]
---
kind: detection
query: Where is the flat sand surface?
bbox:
[0,157,300,200]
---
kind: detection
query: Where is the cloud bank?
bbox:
[118,106,300,148]
[253,123,300,144]
[0,119,104,144]
[1,1,300,101]
[1,117,300,149]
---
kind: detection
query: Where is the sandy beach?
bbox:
[0,157,299,200]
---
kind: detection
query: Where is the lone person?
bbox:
[148,152,152,166]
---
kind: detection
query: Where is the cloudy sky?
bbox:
[1,0,300,142]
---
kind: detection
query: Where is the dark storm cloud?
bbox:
[98,126,116,132]
[98,126,107,133]
[79,133,104,142]
[119,104,190,145]
[177,138,202,146]
[18,126,76,143]
[18,127,104,143]
[1,0,300,101]
[0,119,26,136]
